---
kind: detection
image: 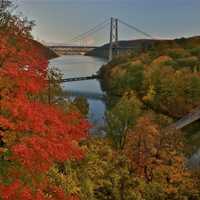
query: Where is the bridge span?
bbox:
[166,107,200,130]
[59,74,99,83]
[49,46,97,56]
[49,17,154,58]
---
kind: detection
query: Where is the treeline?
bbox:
[46,37,200,199]
[100,35,200,130]
[86,39,156,59]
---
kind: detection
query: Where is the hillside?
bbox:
[100,35,200,113]
[31,39,58,60]
[87,36,200,59]
[100,35,200,149]
[86,39,157,58]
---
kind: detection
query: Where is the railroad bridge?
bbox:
[59,74,99,82]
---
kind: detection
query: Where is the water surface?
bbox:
[49,55,107,131]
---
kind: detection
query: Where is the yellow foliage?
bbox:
[124,115,199,199]
[2,131,17,146]
[131,59,142,66]
[142,84,156,102]
[110,65,127,78]
[151,55,173,66]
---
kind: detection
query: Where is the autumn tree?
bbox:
[143,60,200,117]
[124,115,199,199]
[106,91,142,149]
[72,97,89,117]
[0,2,89,199]
[48,139,140,200]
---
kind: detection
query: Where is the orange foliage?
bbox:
[124,115,197,196]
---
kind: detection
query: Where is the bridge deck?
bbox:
[55,74,200,131]
[166,106,200,130]
[59,74,99,82]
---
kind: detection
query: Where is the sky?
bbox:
[13,0,200,46]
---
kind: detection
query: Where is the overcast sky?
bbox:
[14,0,200,45]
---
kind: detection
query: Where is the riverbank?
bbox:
[99,35,200,154]
[86,39,156,59]
[49,55,106,130]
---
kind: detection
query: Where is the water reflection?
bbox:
[49,55,107,130]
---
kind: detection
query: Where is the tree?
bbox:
[0,3,89,199]
[124,115,199,199]
[73,97,89,117]
[143,64,200,117]
[106,91,142,149]
[48,139,140,200]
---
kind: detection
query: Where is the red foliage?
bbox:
[0,180,79,200]
[0,24,89,199]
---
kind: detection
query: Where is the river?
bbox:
[49,55,200,165]
[49,55,107,133]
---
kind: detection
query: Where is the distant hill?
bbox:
[86,39,158,58]
[86,36,200,59]
[99,34,200,118]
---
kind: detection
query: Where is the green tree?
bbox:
[106,91,142,149]
[73,96,89,116]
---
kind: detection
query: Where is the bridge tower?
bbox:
[109,17,119,61]
[0,0,5,8]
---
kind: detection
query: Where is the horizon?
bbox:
[46,35,200,47]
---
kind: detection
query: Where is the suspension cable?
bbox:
[70,18,110,42]
[118,19,153,39]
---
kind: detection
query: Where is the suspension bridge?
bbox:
[49,17,154,61]
[50,17,154,82]
[49,17,200,129]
